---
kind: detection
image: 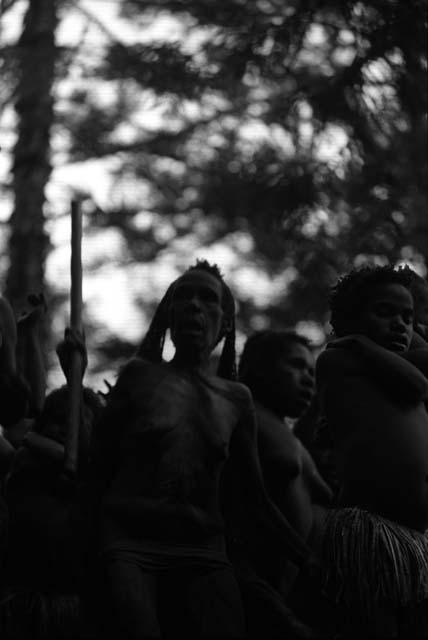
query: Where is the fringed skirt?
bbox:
[0,591,91,640]
[320,507,428,637]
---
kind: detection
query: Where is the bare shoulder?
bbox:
[404,348,428,378]
[254,403,288,440]
[208,375,252,403]
[116,356,164,387]
[119,356,152,379]
[255,404,298,460]
[229,379,252,403]
[105,357,158,407]
[208,378,255,434]
[316,346,362,384]
[255,402,280,428]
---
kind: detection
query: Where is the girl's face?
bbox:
[357,283,414,352]
[271,343,315,418]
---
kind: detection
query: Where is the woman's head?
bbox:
[138,260,237,379]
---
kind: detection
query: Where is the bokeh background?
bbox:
[0,0,427,389]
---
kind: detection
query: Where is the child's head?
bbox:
[35,385,102,445]
[239,330,315,418]
[330,265,414,352]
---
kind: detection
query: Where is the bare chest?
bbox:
[125,371,240,463]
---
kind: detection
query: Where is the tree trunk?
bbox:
[6,0,58,313]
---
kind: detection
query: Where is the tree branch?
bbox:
[69,0,126,47]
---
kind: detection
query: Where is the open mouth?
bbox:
[180,318,205,335]
[182,327,204,335]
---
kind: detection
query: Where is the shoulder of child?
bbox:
[316,342,363,382]
[404,347,428,378]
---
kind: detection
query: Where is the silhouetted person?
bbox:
[228,331,331,638]
[0,296,31,578]
[3,329,102,640]
[315,265,428,638]
[0,296,31,448]
[239,331,331,591]
[89,260,311,639]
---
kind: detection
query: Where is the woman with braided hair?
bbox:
[89,260,312,639]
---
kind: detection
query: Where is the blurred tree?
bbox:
[61,0,427,331]
[1,0,426,377]
[4,0,58,312]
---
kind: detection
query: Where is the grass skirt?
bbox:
[320,507,428,636]
[0,590,94,640]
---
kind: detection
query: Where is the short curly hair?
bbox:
[329,265,413,337]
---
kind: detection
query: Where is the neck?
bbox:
[253,399,283,422]
[253,390,285,421]
[171,348,211,373]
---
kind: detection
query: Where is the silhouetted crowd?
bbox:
[0,260,428,639]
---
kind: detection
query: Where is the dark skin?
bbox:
[317,283,428,532]
[5,330,99,594]
[255,344,331,539]
[411,281,428,344]
[5,400,92,593]
[0,296,31,468]
[239,342,331,599]
[16,293,47,415]
[16,327,90,464]
[91,270,312,639]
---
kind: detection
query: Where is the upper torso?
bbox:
[94,359,249,544]
[256,404,330,540]
[318,348,428,532]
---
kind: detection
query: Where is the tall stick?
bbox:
[64,199,83,476]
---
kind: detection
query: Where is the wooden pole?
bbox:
[64,199,83,476]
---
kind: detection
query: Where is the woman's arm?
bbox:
[318,338,428,403]
[404,348,428,380]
